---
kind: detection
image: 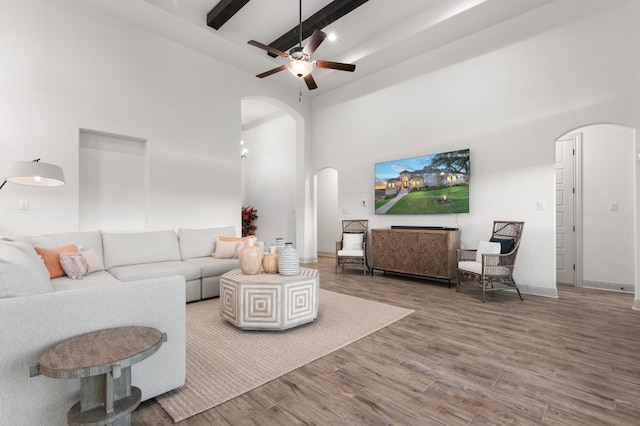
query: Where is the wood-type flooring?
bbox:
[133,257,640,425]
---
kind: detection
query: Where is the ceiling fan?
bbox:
[247,1,356,90]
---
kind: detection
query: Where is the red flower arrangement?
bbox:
[241,206,258,237]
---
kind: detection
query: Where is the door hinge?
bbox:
[572,149,575,155]
[573,264,576,270]
[573,225,575,232]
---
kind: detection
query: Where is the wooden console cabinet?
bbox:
[370,228,460,283]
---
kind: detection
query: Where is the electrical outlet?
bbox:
[537,201,545,211]
[361,199,367,206]
[609,202,618,211]
[19,200,29,210]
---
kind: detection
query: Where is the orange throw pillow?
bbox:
[35,244,79,278]
[218,236,253,242]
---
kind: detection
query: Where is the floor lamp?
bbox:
[0,159,66,190]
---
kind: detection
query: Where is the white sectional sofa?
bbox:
[10,226,242,302]
[0,226,243,425]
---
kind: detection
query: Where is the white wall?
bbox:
[0,0,306,238]
[311,1,640,298]
[241,113,297,248]
[79,130,147,231]
[580,125,635,290]
[316,168,340,255]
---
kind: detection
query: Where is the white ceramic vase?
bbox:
[278,242,299,276]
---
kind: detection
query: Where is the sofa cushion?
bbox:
[178,226,235,260]
[51,271,122,291]
[34,244,79,278]
[12,230,104,256]
[0,241,53,298]
[102,230,181,269]
[185,257,239,278]
[108,261,201,282]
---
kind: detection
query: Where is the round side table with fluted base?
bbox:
[38,326,164,426]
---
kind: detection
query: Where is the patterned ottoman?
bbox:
[219,267,319,330]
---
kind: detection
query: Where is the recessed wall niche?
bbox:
[79,129,148,231]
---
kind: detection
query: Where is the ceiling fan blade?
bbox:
[256,65,287,78]
[247,40,289,58]
[302,29,327,56]
[304,73,318,90]
[315,60,356,72]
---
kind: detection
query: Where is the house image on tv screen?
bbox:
[374,148,470,215]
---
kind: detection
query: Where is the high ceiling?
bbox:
[87,0,554,97]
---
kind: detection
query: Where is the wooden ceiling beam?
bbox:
[267,0,370,57]
[207,0,251,30]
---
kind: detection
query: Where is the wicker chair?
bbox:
[335,220,368,275]
[456,221,524,302]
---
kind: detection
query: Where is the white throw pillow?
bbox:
[476,240,501,265]
[342,233,364,250]
[59,252,90,280]
[82,248,105,273]
[213,240,239,259]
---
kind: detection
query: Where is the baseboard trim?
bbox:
[633,299,640,311]
[581,280,635,293]
[518,284,559,299]
[317,251,335,259]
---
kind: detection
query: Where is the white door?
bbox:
[555,135,577,285]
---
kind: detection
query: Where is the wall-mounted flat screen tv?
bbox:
[374,148,470,215]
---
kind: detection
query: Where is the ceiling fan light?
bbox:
[287,60,313,78]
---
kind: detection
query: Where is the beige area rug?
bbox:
[156,289,413,422]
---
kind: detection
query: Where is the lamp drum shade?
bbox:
[6,161,65,187]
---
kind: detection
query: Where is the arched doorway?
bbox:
[555,124,635,293]
[240,96,311,260]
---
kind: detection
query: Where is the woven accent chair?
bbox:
[456,221,525,302]
[335,220,368,275]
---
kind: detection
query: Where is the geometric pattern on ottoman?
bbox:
[244,286,279,324]
[220,283,238,323]
[220,267,319,331]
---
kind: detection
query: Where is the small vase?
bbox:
[262,246,279,274]
[239,238,263,275]
[274,238,286,253]
[278,242,299,276]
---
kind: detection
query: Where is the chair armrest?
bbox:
[456,248,477,262]
[335,240,343,253]
[482,252,516,267]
